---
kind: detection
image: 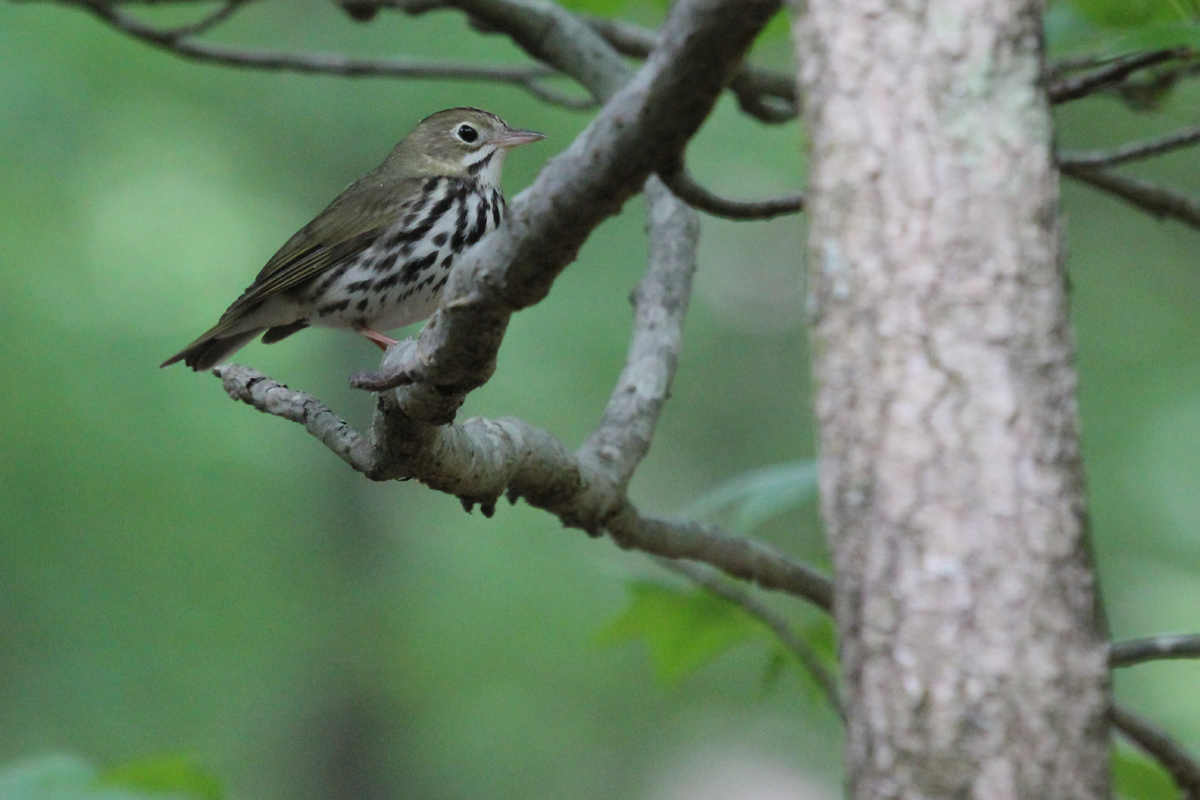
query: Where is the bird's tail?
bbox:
[160,328,263,372]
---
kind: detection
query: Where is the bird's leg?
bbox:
[355,326,399,351]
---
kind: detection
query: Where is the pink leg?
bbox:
[356,327,399,351]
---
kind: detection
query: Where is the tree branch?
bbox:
[1110,634,1200,668]
[1062,164,1200,231]
[213,170,833,611]
[583,15,798,124]
[214,362,834,609]
[59,0,594,109]
[1047,47,1194,105]
[659,167,805,220]
[662,558,843,717]
[576,178,698,497]
[1058,124,1200,169]
[1112,704,1200,799]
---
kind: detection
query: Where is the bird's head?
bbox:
[386,107,544,188]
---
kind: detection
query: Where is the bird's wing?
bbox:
[215,175,423,325]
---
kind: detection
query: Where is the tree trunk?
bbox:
[792,2,1111,797]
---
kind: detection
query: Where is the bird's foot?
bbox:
[356,327,399,351]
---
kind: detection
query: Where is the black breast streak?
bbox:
[450,190,471,251]
[398,250,439,285]
[317,298,351,317]
[465,199,489,247]
[490,193,502,227]
[387,181,459,249]
[372,250,400,274]
[315,262,350,293]
[373,272,401,291]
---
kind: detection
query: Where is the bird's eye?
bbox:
[457,124,478,143]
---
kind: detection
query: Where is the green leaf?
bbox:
[800,615,838,666]
[598,582,765,684]
[758,645,789,697]
[0,754,223,800]
[100,756,223,800]
[1068,0,1192,28]
[1109,19,1200,50]
[683,461,818,533]
[1113,745,1176,800]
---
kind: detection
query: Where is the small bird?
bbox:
[162,108,544,371]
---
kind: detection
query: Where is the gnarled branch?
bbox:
[216,362,834,609]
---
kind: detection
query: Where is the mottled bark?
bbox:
[793,1,1110,798]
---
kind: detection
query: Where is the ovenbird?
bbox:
[162,108,544,371]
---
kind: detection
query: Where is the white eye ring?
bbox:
[456,124,479,143]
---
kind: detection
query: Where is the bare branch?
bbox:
[1062,164,1200,231]
[217,365,375,472]
[662,558,843,716]
[1048,47,1194,105]
[577,177,699,495]
[659,167,805,220]
[213,362,834,608]
[155,0,252,38]
[584,15,799,124]
[1112,704,1200,799]
[607,505,834,609]
[1059,124,1200,169]
[1111,634,1200,668]
[444,0,634,101]
[60,0,590,108]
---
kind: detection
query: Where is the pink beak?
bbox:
[496,128,546,148]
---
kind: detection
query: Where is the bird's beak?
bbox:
[496,128,546,148]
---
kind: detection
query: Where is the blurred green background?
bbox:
[0,1,1198,798]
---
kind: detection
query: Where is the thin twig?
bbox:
[661,558,844,718]
[1111,634,1200,668]
[1112,704,1200,799]
[68,0,586,108]
[1061,164,1200,231]
[156,0,253,39]
[660,167,805,220]
[584,15,798,124]
[1059,124,1200,169]
[1048,47,1194,105]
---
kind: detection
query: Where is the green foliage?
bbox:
[1112,746,1177,800]
[683,461,818,533]
[99,756,223,800]
[598,581,837,699]
[1050,0,1200,52]
[1067,0,1192,28]
[597,582,768,684]
[0,755,221,800]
